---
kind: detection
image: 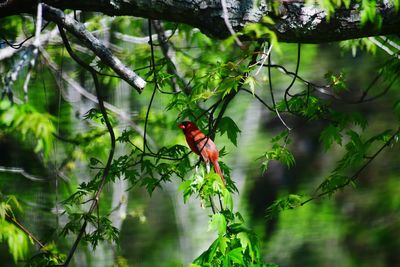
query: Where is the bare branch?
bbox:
[0,166,45,182]
[114,30,176,44]
[221,0,243,48]
[369,37,400,59]
[42,4,146,93]
[5,213,45,249]
[383,37,400,51]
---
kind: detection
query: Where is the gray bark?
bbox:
[1,0,399,43]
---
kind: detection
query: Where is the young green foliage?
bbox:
[0,194,30,263]
[0,101,55,159]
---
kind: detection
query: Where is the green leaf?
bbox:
[227,247,245,265]
[265,194,304,219]
[244,76,257,95]
[262,144,295,172]
[360,0,382,28]
[318,173,349,195]
[193,238,220,265]
[261,16,275,25]
[324,71,347,92]
[242,18,280,53]
[209,213,227,237]
[0,220,30,262]
[90,157,103,166]
[219,236,229,255]
[235,212,245,223]
[237,232,251,252]
[219,117,241,146]
[222,188,234,211]
[395,0,400,11]
[0,202,10,220]
[179,179,194,203]
[320,124,342,150]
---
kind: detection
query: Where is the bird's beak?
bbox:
[178,123,185,129]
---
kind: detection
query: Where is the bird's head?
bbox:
[178,121,197,131]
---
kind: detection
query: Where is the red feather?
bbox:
[178,121,225,184]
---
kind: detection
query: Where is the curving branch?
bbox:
[41,4,146,93]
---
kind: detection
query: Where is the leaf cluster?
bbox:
[0,100,55,159]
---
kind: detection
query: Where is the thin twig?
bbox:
[240,88,274,111]
[0,22,50,50]
[220,0,243,48]
[267,44,292,131]
[113,30,176,44]
[0,166,45,181]
[5,213,45,248]
[301,127,400,206]
[253,42,273,75]
[283,43,301,113]
[258,59,396,104]
[142,19,158,158]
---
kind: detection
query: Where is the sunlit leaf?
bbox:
[227,247,244,265]
[209,213,227,237]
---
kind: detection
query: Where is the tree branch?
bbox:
[301,127,400,206]
[0,166,45,182]
[5,213,45,249]
[42,4,146,93]
[1,1,399,43]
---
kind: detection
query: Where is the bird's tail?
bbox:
[212,159,225,185]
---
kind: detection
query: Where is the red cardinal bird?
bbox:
[178,121,225,184]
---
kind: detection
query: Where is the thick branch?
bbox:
[41,4,146,92]
[1,1,400,43]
